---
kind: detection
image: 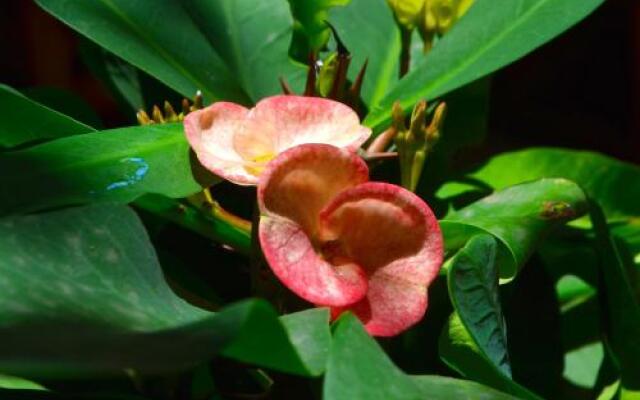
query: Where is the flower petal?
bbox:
[258,144,369,236]
[184,102,258,185]
[234,95,371,162]
[319,182,443,336]
[258,144,370,306]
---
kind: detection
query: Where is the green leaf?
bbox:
[287,0,351,62]
[330,0,400,107]
[441,178,588,279]
[438,148,640,221]
[447,235,511,377]
[439,313,542,400]
[21,87,103,129]
[365,0,604,129]
[0,123,209,216]
[35,0,249,104]
[0,204,330,377]
[181,0,305,101]
[0,84,95,148]
[563,342,604,389]
[79,40,145,112]
[325,313,517,400]
[0,374,47,391]
[590,201,640,389]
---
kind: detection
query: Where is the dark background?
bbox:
[1,0,638,164]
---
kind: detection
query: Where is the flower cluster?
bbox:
[184,95,443,336]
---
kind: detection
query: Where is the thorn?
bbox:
[346,59,368,112]
[349,59,368,99]
[304,52,317,96]
[151,105,164,123]
[279,77,294,95]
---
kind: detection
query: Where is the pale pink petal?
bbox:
[184,102,258,185]
[234,95,371,162]
[258,144,370,306]
[318,182,443,336]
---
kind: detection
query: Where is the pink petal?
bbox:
[319,182,443,336]
[234,95,371,162]
[184,102,258,185]
[258,144,370,306]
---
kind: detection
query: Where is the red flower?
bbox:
[258,144,443,336]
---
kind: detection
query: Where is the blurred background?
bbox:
[1,0,638,163]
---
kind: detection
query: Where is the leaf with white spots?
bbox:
[0,204,330,377]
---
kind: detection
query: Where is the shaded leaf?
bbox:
[325,313,517,400]
[590,201,640,390]
[35,0,249,104]
[0,204,329,377]
[447,234,511,376]
[439,313,541,400]
[182,0,306,101]
[0,84,94,149]
[365,0,604,129]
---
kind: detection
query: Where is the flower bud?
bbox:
[387,0,425,31]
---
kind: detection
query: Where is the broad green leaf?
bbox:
[0,84,94,148]
[35,0,249,104]
[441,178,588,279]
[437,148,640,221]
[181,0,305,101]
[590,201,640,388]
[330,0,400,107]
[365,0,604,129]
[0,123,209,216]
[439,313,542,400]
[447,235,511,377]
[325,313,517,400]
[287,0,351,62]
[0,204,330,377]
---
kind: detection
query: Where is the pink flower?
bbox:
[258,144,443,336]
[184,95,371,185]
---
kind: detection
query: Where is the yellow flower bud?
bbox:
[387,0,425,31]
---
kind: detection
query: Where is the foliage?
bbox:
[2,0,637,398]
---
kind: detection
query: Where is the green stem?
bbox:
[134,194,251,256]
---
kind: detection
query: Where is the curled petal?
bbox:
[235,95,371,162]
[259,216,368,306]
[319,182,443,335]
[184,102,258,185]
[258,144,370,306]
[258,144,368,236]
